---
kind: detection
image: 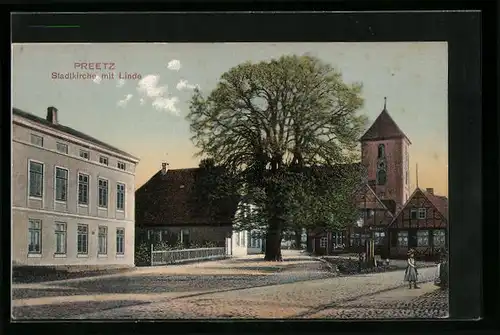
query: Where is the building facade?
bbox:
[229,203,264,256]
[135,164,238,250]
[387,187,448,260]
[229,229,264,257]
[12,107,139,269]
[360,98,411,209]
[309,99,415,256]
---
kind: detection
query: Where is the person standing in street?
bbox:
[404,249,420,289]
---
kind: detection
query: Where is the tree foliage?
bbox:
[187,54,368,260]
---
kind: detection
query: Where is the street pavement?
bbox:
[12,251,448,320]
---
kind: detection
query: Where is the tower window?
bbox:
[377,169,387,185]
[378,144,385,159]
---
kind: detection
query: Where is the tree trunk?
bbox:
[264,230,282,261]
[264,173,284,261]
[264,217,283,261]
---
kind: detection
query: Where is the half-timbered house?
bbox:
[347,183,396,257]
[387,187,448,260]
[309,182,395,256]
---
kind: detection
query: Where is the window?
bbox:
[98,178,108,208]
[350,233,361,247]
[377,169,387,185]
[99,156,109,166]
[250,231,261,248]
[98,226,108,255]
[417,230,429,247]
[56,142,68,154]
[55,167,68,201]
[116,228,125,254]
[79,150,90,160]
[397,231,408,247]
[410,209,418,219]
[241,231,246,247]
[374,231,386,245]
[418,208,427,219]
[235,231,240,246]
[117,161,126,170]
[320,237,328,248]
[55,222,67,254]
[433,230,446,248]
[78,173,89,205]
[116,183,125,211]
[405,170,409,185]
[77,224,88,254]
[30,134,43,147]
[180,229,190,247]
[29,161,44,198]
[28,219,42,254]
[377,144,385,159]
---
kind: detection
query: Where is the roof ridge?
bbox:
[13,107,139,161]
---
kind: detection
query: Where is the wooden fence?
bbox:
[150,246,226,266]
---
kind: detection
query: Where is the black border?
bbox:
[3,4,496,335]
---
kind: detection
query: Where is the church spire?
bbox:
[383,97,387,111]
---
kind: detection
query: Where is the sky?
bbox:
[12,42,448,196]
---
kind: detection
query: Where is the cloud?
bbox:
[152,96,180,114]
[137,75,167,98]
[93,75,102,84]
[176,79,199,91]
[139,98,145,105]
[136,74,179,114]
[116,79,125,88]
[117,94,133,108]
[167,59,181,71]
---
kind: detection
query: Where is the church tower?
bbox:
[360,98,411,208]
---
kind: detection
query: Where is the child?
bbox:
[404,249,419,289]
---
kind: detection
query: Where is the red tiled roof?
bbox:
[360,109,411,143]
[389,188,448,227]
[135,168,240,227]
[423,191,449,220]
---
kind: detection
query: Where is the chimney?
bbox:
[46,106,58,125]
[161,162,169,175]
[426,188,434,195]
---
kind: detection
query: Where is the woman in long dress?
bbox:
[404,249,419,289]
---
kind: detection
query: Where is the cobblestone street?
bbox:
[12,252,448,320]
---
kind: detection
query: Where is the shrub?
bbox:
[202,241,218,248]
[135,242,152,266]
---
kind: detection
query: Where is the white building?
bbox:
[226,203,264,257]
[12,107,139,269]
[229,229,264,257]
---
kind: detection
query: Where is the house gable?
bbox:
[388,188,448,229]
[355,184,394,227]
[356,184,392,212]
